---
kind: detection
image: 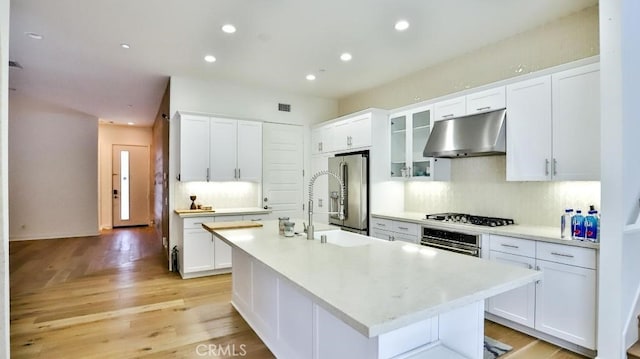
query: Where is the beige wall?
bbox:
[9,94,99,240]
[98,124,153,229]
[338,5,599,115]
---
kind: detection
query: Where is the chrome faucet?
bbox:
[307,170,345,240]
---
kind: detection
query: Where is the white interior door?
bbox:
[262,123,304,220]
[113,144,150,227]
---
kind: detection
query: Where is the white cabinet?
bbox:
[311,112,372,154]
[506,63,600,181]
[210,118,262,182]
[433,96,466,121]
[486,235,597,350]
[177,114,212,182]
[389,106,451,180]
[466,87,506,115]
[177,113,262,182]
[310,154,329,224]
[179,214,260,278]
[551,63,600,181]
[370,217,419,244]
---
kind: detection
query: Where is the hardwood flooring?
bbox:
[10,227,587,358]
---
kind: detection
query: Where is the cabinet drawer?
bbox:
[393,232,419,244]
[371,218,393,231]
[434,96,466,121]
[215,215,244,222]
[466,86,506,114]
[243,214,265,221]
[184,216,215,230]
[392,221,419,236]
[371,228,394,241]
[536,242,596,269]
[490,235,535,257]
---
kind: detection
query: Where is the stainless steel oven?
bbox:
[420,226,481,257]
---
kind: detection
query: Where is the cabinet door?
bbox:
[179,114,210,181]
[311,127,325,154]
[551,63,600,181]
[214,236,232,269]
[389,113,408,178]
[237,120,263,182]
[347,114,371,149]
[331,120,350,151]
[487,251,536,328]
[210,118,238,181]
[466,86,506,115]
[410,108,431,178]
[183,229,215,273]
[535,259,596,349]
[433,96,466,121]
[370,228,393,241]
[506,76,553,181]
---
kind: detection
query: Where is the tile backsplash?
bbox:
[404,156,600,227]
[174,181,260,210]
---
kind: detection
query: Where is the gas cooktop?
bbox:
[425,213,515,227]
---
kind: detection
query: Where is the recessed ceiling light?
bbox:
[222,24,236,34]
[340,53,352,62]
[120,43,131,49]
[395,20,410,31]
[204,55,217,63]
[127,122,135,126]
[306,74,316,81]
[25,32,43,40]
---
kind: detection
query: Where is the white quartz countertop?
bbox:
[209,220,541,338]
[175,207,271,218]
[372,212,599,249]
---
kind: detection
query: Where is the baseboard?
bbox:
[485,313,597,358]
[9,231,101,241]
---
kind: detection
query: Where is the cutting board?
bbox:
[174,209,215,214]
[202,221,263,231]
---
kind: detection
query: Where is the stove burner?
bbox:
[425,213,515,227]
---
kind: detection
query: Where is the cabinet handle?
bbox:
[528,264,533,269]
[318,198,323,208]
[250,218,262,221]
[238,168,241,179]
[536,265,540,271]
[377,223,386,227]
[476,106,491,111]
[397,226,409,230]
[553,158,558,176]
[442,114,455,118]
[318,142,323,151]
[206,168,210,182]
[550,251,574,258]
[500,243,519,249]
[390,236,395,241]
[545,159,549,176]
[234,168,237,179]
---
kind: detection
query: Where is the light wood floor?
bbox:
[10,227,587,358]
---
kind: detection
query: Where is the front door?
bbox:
[113,144,150,227]
[262,123,304,220]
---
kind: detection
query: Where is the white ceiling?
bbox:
[8,0,597,127]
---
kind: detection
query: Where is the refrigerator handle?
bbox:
[340,161,348,219]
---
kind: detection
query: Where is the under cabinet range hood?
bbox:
[423,109,507,158]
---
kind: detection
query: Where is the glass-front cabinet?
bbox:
[389,106,451,181]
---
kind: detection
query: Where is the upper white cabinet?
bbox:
[178,113,262,182]
[551,63,600,181]
[178,114,212,182]
[311,113,372,154]
[466,87,506,115]
[506,63,600,181]
[433,87,505,122]
[389,106,450,180]
[433,96,466,121]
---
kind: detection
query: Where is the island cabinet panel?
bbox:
[277,279,313,359]
[231,249,251,311]
[252,260,278,341]
[315,305,378,359]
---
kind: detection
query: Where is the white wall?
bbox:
[599,1,640,357]
[1,0,10,355]
[167,77,338,269]
[9,94,99,240]
[98,124,152,229]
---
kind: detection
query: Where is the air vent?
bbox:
[9,60,23,69]
[278,103,291,112]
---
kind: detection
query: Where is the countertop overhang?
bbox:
[206,220,542,337]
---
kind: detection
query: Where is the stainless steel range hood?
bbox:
[423,109,506,158]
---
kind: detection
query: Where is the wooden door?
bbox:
[113,145,150,227]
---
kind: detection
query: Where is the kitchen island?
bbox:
[204,220,541,359]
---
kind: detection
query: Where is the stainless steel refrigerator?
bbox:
[328,151,368,234]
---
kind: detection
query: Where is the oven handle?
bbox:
[420,241,479,256]
[422,234,480,246]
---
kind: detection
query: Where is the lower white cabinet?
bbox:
[370,217,419,244]
[180,214,258,278]
[486,236,597,350]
